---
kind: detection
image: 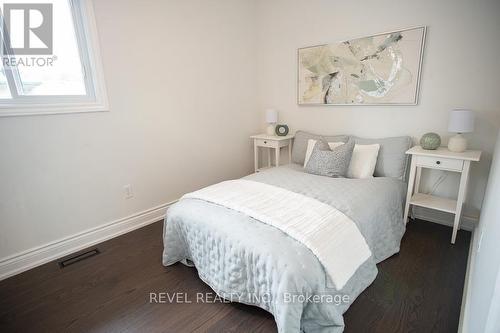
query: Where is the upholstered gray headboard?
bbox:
[291,130,412,180]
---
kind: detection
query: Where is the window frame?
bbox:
[0,0,108,117]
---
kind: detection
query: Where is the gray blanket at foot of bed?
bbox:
[163,164,406,332]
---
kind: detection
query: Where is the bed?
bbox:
[163,131,412,332]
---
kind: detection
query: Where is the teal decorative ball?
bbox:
[420,132,441,150]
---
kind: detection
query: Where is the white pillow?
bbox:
[347,144,380,179]
[303,139,345,167]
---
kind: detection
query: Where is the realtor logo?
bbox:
[2,3,53,55]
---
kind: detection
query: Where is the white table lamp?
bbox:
[448,109,474,152]
[266,109,278,136]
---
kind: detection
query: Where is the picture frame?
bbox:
[297,26,427,106]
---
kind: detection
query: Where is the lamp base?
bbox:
[266,124,276,136]
[448,133,467,152]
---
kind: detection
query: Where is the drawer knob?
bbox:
[436,160,441,165]
[264,141,267,144]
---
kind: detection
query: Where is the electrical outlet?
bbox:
[123,184,133,199]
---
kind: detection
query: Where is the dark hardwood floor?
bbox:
[0,219,470,333]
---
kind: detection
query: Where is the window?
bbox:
[0,0,107,116]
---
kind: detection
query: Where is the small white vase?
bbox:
[448,133,467,152]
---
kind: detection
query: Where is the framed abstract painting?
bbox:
[298,26,426,105]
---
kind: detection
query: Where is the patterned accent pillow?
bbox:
[305,139,355,178]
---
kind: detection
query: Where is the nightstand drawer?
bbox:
[255,139,277,148]
[416,155,463,171]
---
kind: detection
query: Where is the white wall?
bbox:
[464,132,500,332]
[255,0,500,217]
[0,0,258,262]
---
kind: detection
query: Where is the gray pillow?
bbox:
[292,130,348,165]
[352,136,412,180]
[305,139,354,178]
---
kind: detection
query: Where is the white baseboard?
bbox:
[412,206,478,231]
[0,201,176,281]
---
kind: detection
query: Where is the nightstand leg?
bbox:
[415,167,422,194]
[403,157,417,224]
[411,167,422,219]
[275,147,280,167]
[267,148,271,168]
[254,142,258,172]
[288,143,292,164]
[452,161,471,244]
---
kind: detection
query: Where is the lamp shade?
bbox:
[265,109,278,124]
[448,109,474,133]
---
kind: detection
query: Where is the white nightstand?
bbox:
[404,146,481,244]
[250,134,294,172]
